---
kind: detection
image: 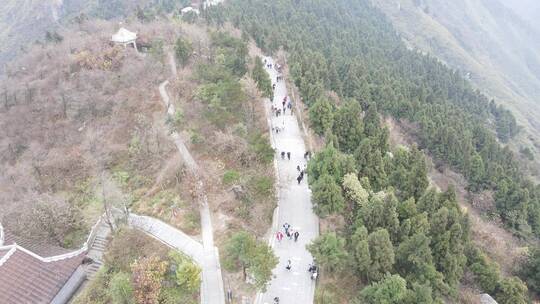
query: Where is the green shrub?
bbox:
[159,287,197,304]
[174,37,193,67]
[495,277,528,304]
[174,109,184,126]
[72,268,111,303]
[223,231,278,290]
[109,272,134,304]
[168,251,201,293]
[113,170,130,187]
[250,176,273,198]
[184,209,201,232]
[315,287,340,304]
[222,170,241,185]
[251,56,273,99]
[249,133,274,164]
[190,130,204,144]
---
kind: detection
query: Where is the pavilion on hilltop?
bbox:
[111,27,138,51]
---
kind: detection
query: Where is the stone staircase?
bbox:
[84,223,111,279]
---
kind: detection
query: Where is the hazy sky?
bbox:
[499,0,540,31]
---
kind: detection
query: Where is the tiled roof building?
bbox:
[0,227,86,304]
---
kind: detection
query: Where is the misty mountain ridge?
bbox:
[376,0,540,171]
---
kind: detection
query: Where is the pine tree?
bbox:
[351,225,371,280]
[174,37,193,67]
[367,228,395,281]
[223,231,278,290]
[342,173,370,207]
[357,274,408,304]
[332,101,364,153]
[251,56,273,99]
[308,143,356,184]
[404,283,434,304]
[395,233,433,279]
[468,152,485,192]
[355,138,388,190]
[495,277,528,304]
[312,173,346,216]
[363,103,381,137]
[309,98,334,135]
[307,232,348,272]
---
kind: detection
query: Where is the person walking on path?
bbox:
[287,152,291,160]
[276,231,284,243]
[281,151,285,160]
[285,260,292,271]
[283,223,290,235]
[294,231,300,242]
[297,174,303,185]
[297,165,301,172]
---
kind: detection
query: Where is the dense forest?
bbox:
[206,0,540,240]
[203,0,540,302]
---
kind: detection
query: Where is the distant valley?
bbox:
[375,0,540,172]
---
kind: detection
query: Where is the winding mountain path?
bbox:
[158,77,225,304]
[255,57,319,304]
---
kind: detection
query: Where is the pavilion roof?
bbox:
[111,27,137,43]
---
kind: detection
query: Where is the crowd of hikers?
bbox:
[264,58,317,304]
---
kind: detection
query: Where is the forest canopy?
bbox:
[206,0,539,240]
[205,0,538,302]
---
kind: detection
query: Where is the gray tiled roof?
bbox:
[0,230,85,304]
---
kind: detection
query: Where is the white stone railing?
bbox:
[0,245,16,267]
[0,221,4,246]
[41,215,103,262]
[0,216,103,264]
[83,216,104,253]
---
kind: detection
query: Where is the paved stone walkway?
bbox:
[255,57,319,304]
[129,214,204,264]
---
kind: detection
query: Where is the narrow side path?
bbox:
[255,57,319,304]
[158,78,225,304]
[129,214,204,265]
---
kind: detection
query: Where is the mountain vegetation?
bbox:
[209,0,539,301]
[0,20,180,246]
[0,0,281,296]
[2,0,540,302]
[374,0,540,174]
[74,228,201,304]
[212,0,540,239]
[0,0,185,74]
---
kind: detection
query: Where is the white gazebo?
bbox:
[181,6,200,15]
[111,27,138,51]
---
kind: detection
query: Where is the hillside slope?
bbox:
[0,0,62,73]
[0,0,184,75]
[374,0,540,171]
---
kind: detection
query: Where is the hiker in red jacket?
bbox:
[276,231,284,243]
